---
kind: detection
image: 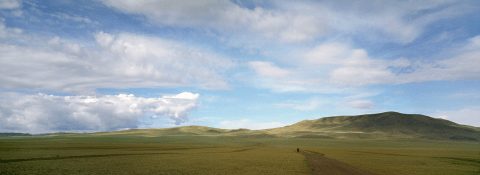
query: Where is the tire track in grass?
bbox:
[301,150,374,175]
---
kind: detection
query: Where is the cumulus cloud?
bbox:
[0,0,21,9]
[431,107,480,127]
[0,31,235,94]
[217,119,292,130]
[0,92,200,134]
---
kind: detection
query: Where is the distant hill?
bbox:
[3,112,479,141]
[267,111,480,141]
[0,133,32,137]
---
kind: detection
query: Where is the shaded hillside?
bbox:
[270,112,480,141]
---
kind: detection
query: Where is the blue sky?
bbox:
[1,0,480,134]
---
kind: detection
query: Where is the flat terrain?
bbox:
[1,112,479,174]
[0,141,310,175]
[1,138,479,175]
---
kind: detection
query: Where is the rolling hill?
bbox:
[265,111,480,141]
[10,112,480,141]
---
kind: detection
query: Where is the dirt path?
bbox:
[301,150,374,175]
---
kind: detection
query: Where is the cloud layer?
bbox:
[99,0,471,45]
[99,0,326,43]
[0,31,234,94]
[0,92,200,134]
[249,37,480,92]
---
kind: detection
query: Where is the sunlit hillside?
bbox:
[37,112,480,142]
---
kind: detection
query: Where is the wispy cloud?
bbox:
[272,98,327,111]
[0,0,22,9]
[50,12,93,24]
[0,20,23,38]
[0,31,235,94]
[346,100,375,109]
[99,0,327,43]
[249,36,480,91]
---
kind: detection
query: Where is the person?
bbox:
[297,148,299,152]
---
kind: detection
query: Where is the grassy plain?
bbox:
[1,136,479,175]
[2,112,479,174]
[0,141,310,175]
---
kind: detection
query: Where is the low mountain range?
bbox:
[3,112,480,141]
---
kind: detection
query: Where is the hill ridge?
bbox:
[4,112,479,141]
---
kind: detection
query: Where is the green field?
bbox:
[2,113,479,174]
[1,136,479,175]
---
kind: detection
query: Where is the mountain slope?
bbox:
[24,112,479,141]
[267,112,479,141]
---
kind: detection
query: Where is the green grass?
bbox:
[1,141,310,175]
[3,111,479,174]
[1,136,479,174]
[302,147,480,175]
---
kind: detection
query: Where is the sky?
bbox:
[1,0,480,134]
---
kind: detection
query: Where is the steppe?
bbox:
[1,112,479,174]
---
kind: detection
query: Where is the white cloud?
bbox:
[0,92,200,134]
[304,43,349,65]
[0,31,235,94]
[431,107,480,127]
[248,61,290,77]
[217,119,292,130]
[50,12,93,24]
[390,58,411,68]
[99,0,470,45]
[0,21,23,38]
[312,0,466,44]
[346,100,375,109]
[94,31,115,48]
[325,37,480,86]
[0,0,21,9]
[11,10,23,17]
[251,36,480,91]
[99,0,326,43]
[272,98,326,111]
[466,35,480,50]
[163,92,200,100]
[437,115,449,120]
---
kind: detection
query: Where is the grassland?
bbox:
[1,136,479,174]
[2,112,479,174]
[0,141,311,175]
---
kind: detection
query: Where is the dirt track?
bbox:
[301,150,374,175]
